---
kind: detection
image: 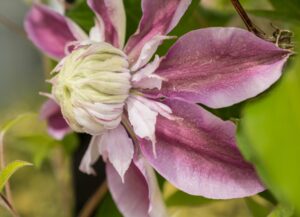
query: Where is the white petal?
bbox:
[126,96,158,154]
[79,135,102,175]
[132,55,161,81]
[132,76,163,90]
[101,125,134,181]
[132,55,164,89]
[132,95,175,120]
[89,16,105,42]
[130,35,174,72]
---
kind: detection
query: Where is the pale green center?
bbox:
[52,42,131,135]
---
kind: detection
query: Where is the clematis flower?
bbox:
[25,0,291,216]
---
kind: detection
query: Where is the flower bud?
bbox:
[52,42,131,135]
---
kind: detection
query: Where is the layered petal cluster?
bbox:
[25,0,291,216]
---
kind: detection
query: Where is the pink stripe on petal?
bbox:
[24,4,77,59]
[140,99,265,199]
[40,99,70,140]
[107,159,167,217]
[87,0,126,48]
[154,27,291,108]
[125,0,191,65]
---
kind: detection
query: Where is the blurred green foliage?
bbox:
[237,3,300,216]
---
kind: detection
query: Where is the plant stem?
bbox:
[0,132,20,217]
[78,180,108,217]
[230,0,266,39]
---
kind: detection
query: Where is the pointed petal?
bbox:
[125,0,191,65]
[40,99,70,140]
[126,96,158,148]
[153,27,291,108]
[79,135,102,175]
[79,125,134,180]
[24,4,77,59]
[89,16,105,42]
[132,55,163,89]
[66,18,88,41]
[106,159,167,217]
[87,0,126,48]
[134,158,168,217]
[101,125,134,181]
[140,99,265,199]
[130,35,174,71]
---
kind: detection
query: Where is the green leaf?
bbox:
[268,0,300,14]
[163,182,211,207]
[1,114,33,134]
[268,204,294,217]
[124,0,142,41]
[0,160,32,192]
[245,197,272,217]
[237,29,300,214]
[66,1,94,32]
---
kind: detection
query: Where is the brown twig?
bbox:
[78,180,108,217]
[230,0,266,39]
[230,0,294,49]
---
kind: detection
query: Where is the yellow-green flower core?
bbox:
[52,42,131,135]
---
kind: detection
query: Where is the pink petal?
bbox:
[153,27,291,108]
[40,99,70,140]
[24,4,77,59]
[87,0,126,48]
[79,125,134,181]
[134,158,168,217]
[140,99,265,199]
[125,0,191,65]
[101,125,134,181]
[107,159,167,217]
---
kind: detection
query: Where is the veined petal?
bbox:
[140,99,265,199]
[79,125,134,181]
[106,159,168,217]
[40,99,70,140]
[24,4,77,59]
[87,0,126,48]
[154,27,291,108]
[125,0,191,65]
